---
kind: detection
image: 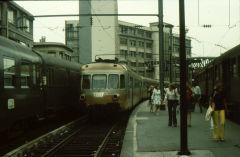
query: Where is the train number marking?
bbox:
[93,92,104,97]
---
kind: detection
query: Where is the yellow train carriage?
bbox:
[80,62,158,117]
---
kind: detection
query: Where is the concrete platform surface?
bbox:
[120,100,240,157]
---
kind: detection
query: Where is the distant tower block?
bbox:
[79,0,119,64]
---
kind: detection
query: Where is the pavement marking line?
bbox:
[133,102,151,157]
[136,117,149,120]
[133,111,138,157]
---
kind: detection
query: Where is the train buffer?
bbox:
[120,100,240,157]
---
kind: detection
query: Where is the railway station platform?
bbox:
[120,100,240,157]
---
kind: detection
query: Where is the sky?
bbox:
[15,0,240,57]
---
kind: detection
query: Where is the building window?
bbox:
[66,32,74,39]
[4,57,16,88]
[23,17,30,32]
[139,52,144,58]
[120,38,127,45]
[137,29,144,37]
[129,51,135,57]
[133,51,137,57]
[146,32,152,38]
[8,8,16,24]
[59,51,63,59]
[128,27,136,35]
[120,25,128,34]
[120,50,128,58]
[146,43,152,49]
[146,53,152,59]
[131,62,136,67]
[48,51,56,57]
[66,24,74,31]
[130,40,136,46]
[138,41,144,47]
[138,63,144,67]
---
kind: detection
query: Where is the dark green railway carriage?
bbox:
[0,36,82,135]
[196,44,240,124]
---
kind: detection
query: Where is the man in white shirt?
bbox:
[194,83,202,113]
[164,83,179,127]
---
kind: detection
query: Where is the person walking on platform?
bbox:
[164,83,179,127]
[148,85,154,112]
[186,81,195,127]
[151,85,162,114]
[193,82,202,113]
[211,83,228,142]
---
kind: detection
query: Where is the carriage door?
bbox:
[129,77,133,108]
[222,59,231,99]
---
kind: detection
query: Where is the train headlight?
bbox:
[80,94,85,101]
[112,94,119,101]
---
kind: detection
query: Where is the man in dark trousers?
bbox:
[193,82,202,113]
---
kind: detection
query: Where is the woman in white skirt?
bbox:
[151,85,162,113]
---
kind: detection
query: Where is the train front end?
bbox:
[80,63,129,118]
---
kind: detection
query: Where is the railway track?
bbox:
[3,115,128,157]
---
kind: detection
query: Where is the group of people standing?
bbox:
[148,81,228,142]
[148,82,200,127]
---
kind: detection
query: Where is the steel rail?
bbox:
[94,123,118,157]
[41,126,86,157]
[3,116,88,157]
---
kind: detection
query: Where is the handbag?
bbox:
[205,105,213,121]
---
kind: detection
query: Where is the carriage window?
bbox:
[20,62,31,88]
[231,58,237,77]
[120,75,125,89]
[92,74,107,89]
[4,58,16,88]
[219,64,223,80]
[108,74,119,89]
[82,75,91,89]
[238,56,240,76]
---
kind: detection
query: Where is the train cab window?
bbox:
[108,74,119,89]
[3,57,16,88]
[20,62,31,88]
[120,75,125,89]
[92,74,107,89]
[82,75,91,89]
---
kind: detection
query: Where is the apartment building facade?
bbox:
[65,20,192,81]
[33,41,74,62]
[0,1,34,47]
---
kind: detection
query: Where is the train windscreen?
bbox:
[92,74,107,89]
[109,74,119,89]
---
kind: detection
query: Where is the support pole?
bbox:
[158,0,164,99]
[168,25,173,83]
[178,0,190,155]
